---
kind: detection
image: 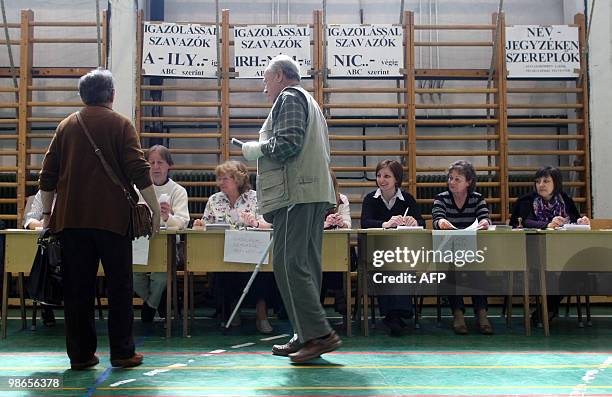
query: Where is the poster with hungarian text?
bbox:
[142,21,218,78]
[234,25,312,78]
[326,24,403,77]
[505,25,580,78]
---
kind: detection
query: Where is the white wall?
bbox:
[587,0,612,217]
[109,0,140,120]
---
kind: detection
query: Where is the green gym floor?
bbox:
[1,307,611,397]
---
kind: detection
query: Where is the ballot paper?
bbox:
[206,223,231,230]
[464,218,481,231]
[432,228,477,265]
[132,237,150,265]
[559,224,591,231]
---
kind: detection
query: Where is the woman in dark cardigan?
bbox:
[360,160,425,335]
[510,166,590,321]
[510,166,589,229]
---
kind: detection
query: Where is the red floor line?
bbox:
[2,350,612,356]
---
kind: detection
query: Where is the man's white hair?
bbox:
[266,54,301,81]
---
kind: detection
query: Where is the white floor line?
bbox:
[569,355,611,396]
[143,369,170,376]
[208,349,226,354]
[260,333,290,341]
[231,342,255,349]
[109,379,136,387]
[168,363,187,368]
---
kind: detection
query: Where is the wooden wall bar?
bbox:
[0,10,591,225]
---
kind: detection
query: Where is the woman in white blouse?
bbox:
[322,171,351,314]
[193,161,274,334]
[324,172,351,230]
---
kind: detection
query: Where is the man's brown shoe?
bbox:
[70,355,99,370]
[272,336,303,357]
[110,353,143,368]
[289,331,342,363]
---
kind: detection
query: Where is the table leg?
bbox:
[345,269,351,337]
[166,235,173,338]
[18,273,26,330]
[2,272,8,339]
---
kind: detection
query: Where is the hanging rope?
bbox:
[585,0,596,44]
[485,0,504,108]
[0,0,18,101]
[215,0,222,161]
[577,0,596,86]
[397,0,405,137]
[95,0,102,66]
[484,0,504,170]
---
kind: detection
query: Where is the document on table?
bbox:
[559,224,591,231]
[132,237,150,265]
[432,226,477,264]
[223,229,271,264]
[464,219,480,231]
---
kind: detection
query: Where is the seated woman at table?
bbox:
[509,166,589,321]
[193,160,275,334]
[24,191,56,230]
[510,166,589,230]
[325,171,352,230]
[23,191,57,326]
[432,160,492,335]
[134,145,190,323]
[321,171,351,314]
[361,159,425,335]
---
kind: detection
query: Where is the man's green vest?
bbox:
[256,85,336,215]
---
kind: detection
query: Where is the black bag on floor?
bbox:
[28,229,63,306]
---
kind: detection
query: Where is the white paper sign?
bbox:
[234,25,312,78]
[142,22,218,78]
[505,25,580,78]
[132,237,150,265]
[326,24,403,77]
[223,230,271,264]
[432,230,477,266]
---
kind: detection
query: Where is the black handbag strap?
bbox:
[75,111,135,205]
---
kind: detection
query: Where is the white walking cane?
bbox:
[224,233,274,332]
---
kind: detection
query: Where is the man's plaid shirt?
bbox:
[260,86,308,163]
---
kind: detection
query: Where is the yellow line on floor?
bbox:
[0,364,609,370]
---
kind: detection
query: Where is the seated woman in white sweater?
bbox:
[134,145,189,322]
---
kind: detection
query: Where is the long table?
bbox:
[181,229,352,337]
[527,230,612,336]
[4,228,609,339]
[0,229,177,338]
[357,229,529,336]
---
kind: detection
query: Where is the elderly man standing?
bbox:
[40,68,160,370]
[241,55,341,363]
